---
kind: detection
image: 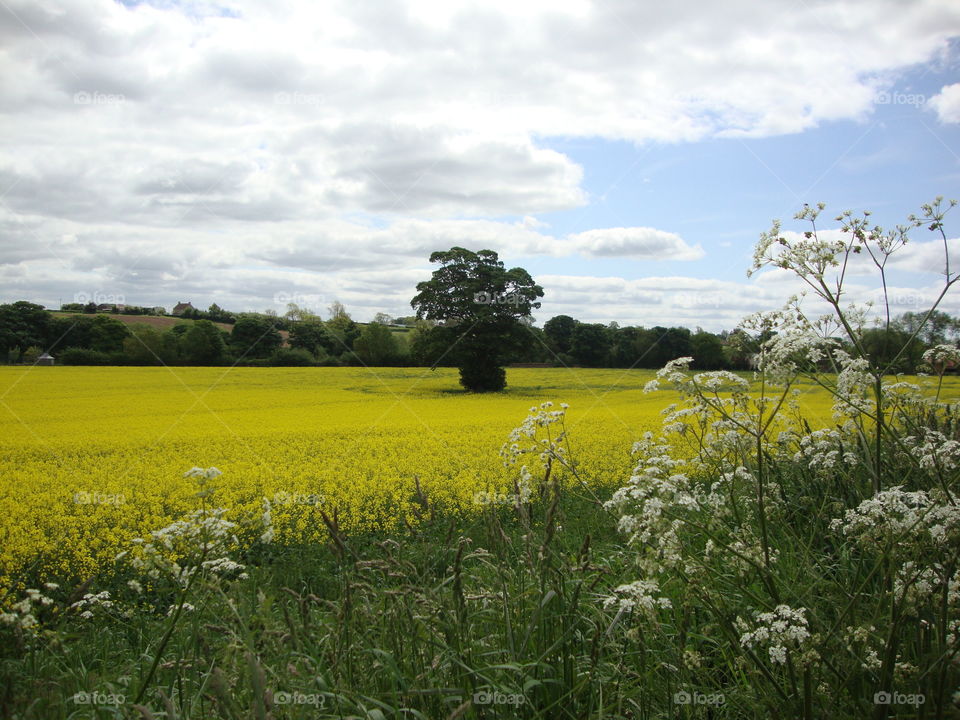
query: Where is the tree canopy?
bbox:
[411,247,543,391]
[353,322,401,365]
[230,316,282,359]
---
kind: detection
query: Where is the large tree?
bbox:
[0,301,49,362]
[570,322,610,367]
[123,324,177,365]
[288,318,337,358]
[637,326,692,368]
[609,325,643,367]
[892,309,958,346]
[543,314,577,356]
[325,302,361,353]
[42,313,129,355]
[230,316,282,359]
[353,322,401,365]
[410,247,543,392]
[88,314,130,353]
[182,320,229,364]
[691,329,727,369]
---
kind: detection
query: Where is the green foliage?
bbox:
[230,316,282,359]
[288,319,337,356]
[19,346,43,364]
[0,301,49,361]
[58,347,116,365]
[269,347,317,366]
[602,197,960,719]
[570,322,610,367]
[88,315,130,353]
[411,247,543,391]
[458,356,506,391]
[638,326,692,368]
[182,320,229,364]
[122,325,171,365]
[893,309,959,346]
[505,325,552,363]
[691,329,727,369]
[543,314,577,355]
[353,322,402,366]
[205,303,235,323]
[325,303,361,352]
[0,456,635,719]
[408,322,453,367]
[724,327,762,369]
[860,327,925,374]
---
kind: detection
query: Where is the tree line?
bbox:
[0,300,382,367]
[1,297,957,375]
[2,271,957,378]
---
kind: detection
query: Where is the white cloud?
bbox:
[929,83,960,123]
[1,0,958,329]
[1,0,957,223]
[889,236,958,277]
[565,227,704,260]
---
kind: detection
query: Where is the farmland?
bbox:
[0,367,655,585]
[0,365,848,588]
[49,311,234,333]
[2,365,959,718]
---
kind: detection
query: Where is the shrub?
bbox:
[59,348,115,365]
[20,346,43,364]
[269,347,317,366]
[315,354,344,367]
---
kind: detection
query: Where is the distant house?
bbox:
[96,303,115,313]
[172,301,195,316]
[37,353,54,366]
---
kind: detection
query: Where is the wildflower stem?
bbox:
[131,552,206,706]
[756,375,773,576]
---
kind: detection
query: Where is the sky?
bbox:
[1,0,959,332]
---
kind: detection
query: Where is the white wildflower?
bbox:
[260,498,275,544]
[922,344,960,373]
[831,487,960,547]
[70,591,114,618]
[602,579,672,615]
[184,466,222,479]
[740,605,811,664]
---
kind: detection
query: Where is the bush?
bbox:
[231,358,270,367]
[58,348,116,365]
[269,347,316,366]
[315,354,344,367]
[20,346,43,364]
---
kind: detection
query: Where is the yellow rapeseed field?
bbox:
[0,365,952,589]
